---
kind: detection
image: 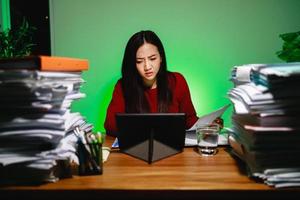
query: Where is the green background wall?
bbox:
[50,0,300,132]
[0,0,11,31]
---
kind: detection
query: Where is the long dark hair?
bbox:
[121,30,172,113]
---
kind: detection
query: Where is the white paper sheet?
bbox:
[187,104,231,131]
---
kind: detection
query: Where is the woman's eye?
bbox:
[150,57,156,61]
[136,60,142,64]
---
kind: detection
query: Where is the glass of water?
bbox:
[196,124,220,156]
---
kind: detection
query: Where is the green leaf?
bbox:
[277,30,300,62]
[0,17,36,59]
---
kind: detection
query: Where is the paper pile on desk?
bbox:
[227,62,300,188]
[0,70,93,184]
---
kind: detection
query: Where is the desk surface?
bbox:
[1,136,299,199]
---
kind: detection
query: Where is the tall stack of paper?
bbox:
[0,56,93,185]
[227,62,300,188]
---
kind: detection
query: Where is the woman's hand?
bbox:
[213,117,224,129]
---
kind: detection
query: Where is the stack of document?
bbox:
[230,64,264,87]
[227,62,300,188]
[0,56,94,184]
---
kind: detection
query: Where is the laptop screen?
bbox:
[115,113,186,163]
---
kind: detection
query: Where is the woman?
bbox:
[104,30,199,136]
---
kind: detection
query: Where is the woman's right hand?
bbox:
[212,117,224,129]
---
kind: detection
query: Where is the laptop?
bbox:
[116,113,186,164]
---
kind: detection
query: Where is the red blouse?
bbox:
[104,72,198,135]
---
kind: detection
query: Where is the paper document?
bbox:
[102,147,111,162]
[188,104,231,131]
[111,138,119,148]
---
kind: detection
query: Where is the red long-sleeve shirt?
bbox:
[104,72,198,135]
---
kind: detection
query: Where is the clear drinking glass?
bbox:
[196,124,220,156]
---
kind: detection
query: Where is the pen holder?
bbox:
[77,141,103,176]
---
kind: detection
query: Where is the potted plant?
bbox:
[276,30,300,62]
[0,18,36,59]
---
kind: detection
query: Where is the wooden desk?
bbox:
[0,136,299,200]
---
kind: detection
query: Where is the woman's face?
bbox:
[136,42,162,88]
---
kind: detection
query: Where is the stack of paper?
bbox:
[0,56,94,184]
[227,62,300,188]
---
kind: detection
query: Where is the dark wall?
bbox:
[10,0,50,55]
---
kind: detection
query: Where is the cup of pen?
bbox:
[196,123,220,156]
[88,133,103,174]
[78,132,103,175]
